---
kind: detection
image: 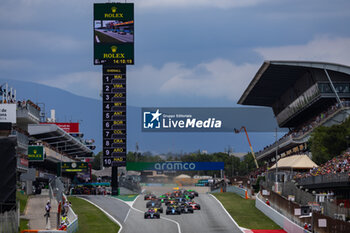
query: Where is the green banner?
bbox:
[94,3,134,21]
[28,146,44,161]
[61,162,89,172]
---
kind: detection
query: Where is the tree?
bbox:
[309,118,350,164]
[239,153,255,175]
[92,151,102,170]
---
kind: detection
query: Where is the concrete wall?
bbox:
[255,194,309,233]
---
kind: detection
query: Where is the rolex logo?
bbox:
[111,46,117,53]
[111,7,117,13]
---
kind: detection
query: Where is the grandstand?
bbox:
[239,61,350,226]
[238,61,350,162]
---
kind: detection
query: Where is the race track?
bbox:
[81,192,243,233]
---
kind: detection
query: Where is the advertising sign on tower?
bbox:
[94,3,134,65]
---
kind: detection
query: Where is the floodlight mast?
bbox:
[234,126,259,169]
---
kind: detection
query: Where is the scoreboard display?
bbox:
[102,65,127,167]
[94,3,134,65]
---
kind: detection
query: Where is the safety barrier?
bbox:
[255,193,309,233]
[49,178,78,233]
[0,202,19,233]
[62,194,78,233]
[211,185,248,199]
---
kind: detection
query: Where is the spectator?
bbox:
[44,200,51,218]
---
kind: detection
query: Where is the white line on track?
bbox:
[209,194,245,233]
[124,209,131,223]
[78,197,123,233]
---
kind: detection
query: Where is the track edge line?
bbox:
[209,194,245,233]
[77,196,123,233]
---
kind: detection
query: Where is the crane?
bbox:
[234,126,259,169]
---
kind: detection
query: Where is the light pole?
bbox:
[275,128,279,192]
[232,156,234,178]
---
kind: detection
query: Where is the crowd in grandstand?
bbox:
[294,152,350,179]
[257,100,350,155]
[248,150,350,184]
[249,164,268,180]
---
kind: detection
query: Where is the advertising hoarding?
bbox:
[94,3,134,65]
[28,146,44,161]
[41,122,79,133]
[0,104,16,123]
[61,162,89,172]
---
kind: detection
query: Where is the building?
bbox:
[0,83,96,195]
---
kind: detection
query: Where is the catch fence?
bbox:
[0,203,19,233]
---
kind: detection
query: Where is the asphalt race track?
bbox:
[82,192,243,233]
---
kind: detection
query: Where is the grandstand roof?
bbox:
[238,61,350,106]
[28,124,92,157]
[269,154,318,170]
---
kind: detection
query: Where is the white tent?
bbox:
[269,154,318,170]
[174,174,191,179]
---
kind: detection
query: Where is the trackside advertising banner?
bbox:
[40,122,79,133]
[126,162,224,171]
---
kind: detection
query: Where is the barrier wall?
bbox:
[62,194,78,233]
[211,185,248,199]
[255,194,309,233]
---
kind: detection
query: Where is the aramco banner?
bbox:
[126,162,224,171]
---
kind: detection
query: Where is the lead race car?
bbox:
[186,189,199,197]
[144,208,160,219]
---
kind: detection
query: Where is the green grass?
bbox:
[18,218,29,232]
[213,193,281,230]
[16,191,29,214]
[69,197,120,233]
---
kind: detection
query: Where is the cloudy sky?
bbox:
[1,0,350,107]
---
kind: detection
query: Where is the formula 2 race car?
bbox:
[180,204,194,214]
[144,193,157,200]
[146,200,162,208]
[144,208,160,219]
[153,207,163,213]
[188,201,201,210]
[186,189,199,197]
[166,205,181,215]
